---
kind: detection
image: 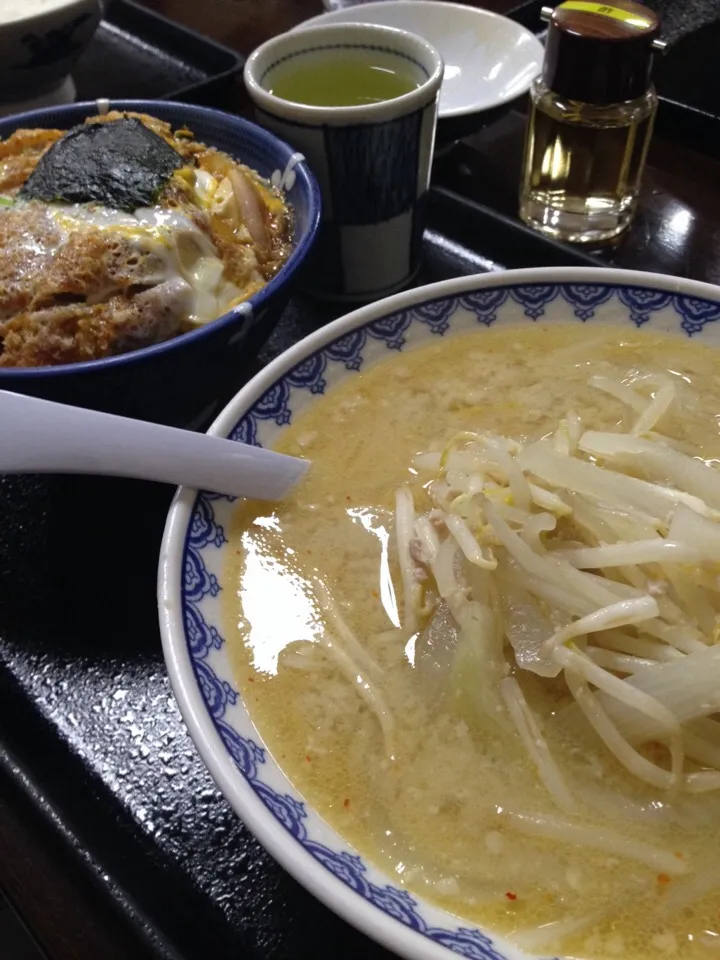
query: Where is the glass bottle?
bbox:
[519,1,662,244]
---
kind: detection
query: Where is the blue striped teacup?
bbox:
[244,23,443,302]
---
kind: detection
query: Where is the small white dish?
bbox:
[295,0,544,120]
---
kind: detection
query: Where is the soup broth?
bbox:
[224,324,720,959]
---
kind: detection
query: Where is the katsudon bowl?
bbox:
[0,99,321,427]
[161,266,720,960]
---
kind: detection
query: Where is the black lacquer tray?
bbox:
[73,0,242,105]
[1,2,717,958]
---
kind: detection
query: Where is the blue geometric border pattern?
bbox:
[228,283,719,448]
[182,282,718,960]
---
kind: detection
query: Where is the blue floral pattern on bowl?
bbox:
[163,273,720,960]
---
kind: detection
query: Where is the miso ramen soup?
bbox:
[224,323,720,959]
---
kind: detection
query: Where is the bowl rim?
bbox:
[0,99,321,378]
[0,0,99,31]
[293,0,545,119]
[244,21,444,126]
[158,265,720,960]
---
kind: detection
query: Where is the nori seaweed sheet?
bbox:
[19,118,184,212]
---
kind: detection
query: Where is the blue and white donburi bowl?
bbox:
[0,99,321,427]
[244,23,443,302]
[159,267,720,960]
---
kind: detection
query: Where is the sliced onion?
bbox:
[228,168,269,248]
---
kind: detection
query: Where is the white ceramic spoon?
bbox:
[0,390,309,500]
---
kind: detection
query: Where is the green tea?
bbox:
[268,59,420,107]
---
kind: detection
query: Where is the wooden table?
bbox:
[2,0,720,957]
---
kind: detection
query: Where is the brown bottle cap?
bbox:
[542,1,660,105]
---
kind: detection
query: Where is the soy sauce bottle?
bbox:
[519,1,664,243]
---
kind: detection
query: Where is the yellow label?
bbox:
[558,1,652,29]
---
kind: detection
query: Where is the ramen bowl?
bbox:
[0,99,320,427]
[159,266,720,959]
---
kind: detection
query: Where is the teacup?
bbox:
[0,0,102,113]
[244,23,443,302]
